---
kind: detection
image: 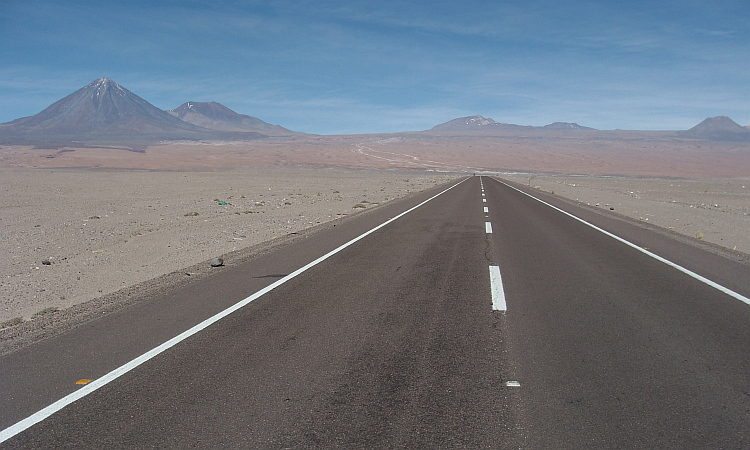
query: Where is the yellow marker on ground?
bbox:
[75,379,91,385]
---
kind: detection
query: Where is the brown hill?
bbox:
[428,116,531,133]
[167,102,299,136]
[427,116,596,135]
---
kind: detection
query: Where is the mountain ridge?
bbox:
[167,101,298,136]
[1,81,748,144]
[427,115,597,133]
[0,79,269,149]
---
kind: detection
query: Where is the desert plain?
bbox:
[1,133,749,332]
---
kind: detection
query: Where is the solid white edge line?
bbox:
[493,178,750,307]
[485,222,493,233]
[489,266,507,311]
[0,177,471,443]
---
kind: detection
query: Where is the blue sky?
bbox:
[1,0,748,134]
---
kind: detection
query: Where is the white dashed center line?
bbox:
[485,222,493,233]
[489,265,507,311]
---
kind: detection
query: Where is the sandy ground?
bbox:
[501,174,750,255]
[2,166,749,329]
[0,168,453,323]
[2,133,749,178]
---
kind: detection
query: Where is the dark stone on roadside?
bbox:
[42,259,52,265]
[210,258,224,267]
[610,207,615,210]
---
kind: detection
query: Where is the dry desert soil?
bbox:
[1,134,748,343]
[0,168,453,325]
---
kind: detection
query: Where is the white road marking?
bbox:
[483,199,487,203]
[489,265,507,311]
[484,207,489,213]
[486,222,493,233]
[494,178,750,307]
[0,178,471,444]
[482,193,485,197]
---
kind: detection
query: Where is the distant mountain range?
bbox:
[428,116,596,133]
[0,79,297,150]
[428,115,750,141]
[1,79,748,149]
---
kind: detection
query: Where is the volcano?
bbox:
[168,101,297,136]
[677,116,750,141]
[428,116,531,133]
[427,116,596,134]
[0,79,266,149]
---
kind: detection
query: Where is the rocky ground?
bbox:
[2,168,748,331]
[501,174,750,255]
[0,168,453,324]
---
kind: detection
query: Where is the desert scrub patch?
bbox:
[1,317,23,329]
[353,204,367,209]
[32,307,58,319]
[184,211,200,217]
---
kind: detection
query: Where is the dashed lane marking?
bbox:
[489,265,507,311]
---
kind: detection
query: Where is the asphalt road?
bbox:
[1,175,749,448]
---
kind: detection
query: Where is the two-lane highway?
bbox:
[2,175,749,448]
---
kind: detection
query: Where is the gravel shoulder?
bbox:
[0,169,453,326]
[501,173,750,257]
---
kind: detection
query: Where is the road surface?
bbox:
[2,176,749,448]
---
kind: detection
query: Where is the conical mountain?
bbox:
[6,79,205,134]
[0,79,266,148]
[678,116,750,141]
[168,101,297,136]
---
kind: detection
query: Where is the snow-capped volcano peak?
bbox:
[2,78,208,135]
[90,78,127,97]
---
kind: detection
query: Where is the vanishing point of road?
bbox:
[2,176,749,448]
